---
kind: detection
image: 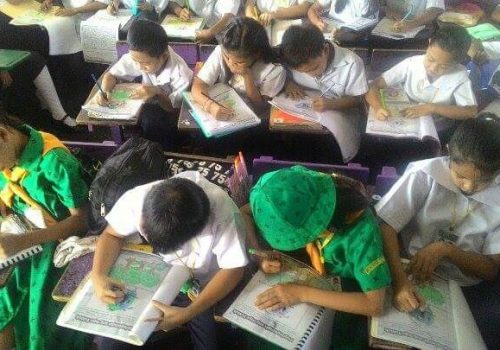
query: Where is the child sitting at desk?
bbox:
[106,0,169,21]
[0,112,90,350]
[365,25,477,140]
[244,0,313,27]
[40,0,107,17]
[279,24,368,162]
[191,17,286,118]
[375,114,500,349]
[381,0,444,34]
[96,19,193,148]
[91,171,248,350]
[167,0,241,43]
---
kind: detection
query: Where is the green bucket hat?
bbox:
[249,165,336,251]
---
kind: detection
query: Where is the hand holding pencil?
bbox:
[248,248,282,274]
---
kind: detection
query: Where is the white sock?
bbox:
[33,66,67,121]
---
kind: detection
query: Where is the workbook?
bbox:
[372,17,425,40]
[269,91,324,123]
[323,16,378,39]
[82,83,144,121]
[0,49,31,71]
[269,106,325,133]
[370,272,486,350]
[224,253,339,349]
[161,15,205,40]
[57,250,190,346]
[182,84,261,138]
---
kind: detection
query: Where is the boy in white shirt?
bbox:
[376,114,500,349]
[366,25,477,138]
[167,0,241,42]
[106,0,169,21]
[92,171,248,350]
[245,0,312,26]
[96,20,193,148]
[280,24,368,162]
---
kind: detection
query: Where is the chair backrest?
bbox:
[374,166,399,196]
[251,156,370,185]
[116,41,130,60]
[170,42,199,67]
[370,48,425,76]
[351,47,371,66]
[198,44,217,62]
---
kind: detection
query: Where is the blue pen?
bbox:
[401,3,413,22]
[91,73,109,101]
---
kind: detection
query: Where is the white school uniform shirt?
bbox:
[382,55,476,130]
[172,0,241,27]
[375,157,500,286]
[105,171,249,286]
[256,0,311,13]
[109,46,193,108]
[291,43,368,162]
[96,0,170,14]
[384,0,444,19]
[197,45,287,98]
[318,0,378,22]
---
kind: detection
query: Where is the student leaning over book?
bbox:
[105,0,169,21]
[279,24,368,162]
[91,171,248,350]
[382,0,444,33]
[241,166,391,349]
[0,112,90,350]
[366,25,478,140]
[96,19,193,149]
[191,17,286,119]
[167,0,241,43]
[40,0,107,18]
[376,113,500,349]
[244,0,313,27]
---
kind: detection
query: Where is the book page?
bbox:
[82,83,143,120]
[161,15,205,40]
[372,18,425,39]
[269,91,322,123]
[372,275,458,350]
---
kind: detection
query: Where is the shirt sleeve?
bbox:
[214,0,240,15]
[375,169,432,232]
[151,0,169,13]
[168,58,194,108]
[109,54,142,81]
[482,225,500,255]
[105,189,142,237]
[43,149,89,210]
[453,80,477,107]
[259,64,287,98]
[426,0,444,10]
[382,57,410,87]
[344,56,369,96]
[197,46,224,86]
[317,0,332,7]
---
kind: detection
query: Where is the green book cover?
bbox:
[0,49,31,71]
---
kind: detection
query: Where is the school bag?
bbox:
[87,137,168,235]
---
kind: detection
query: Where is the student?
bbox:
[167,0,241,43]
[382,0,444,33]
[308,0,379,43]
[0,112,90,350]
[106,0,169,21]
[366,25,477,139]
[96,20,193,148]
[242,165,391,349]
[191,17,286,118]
[40,0,107,17]
[279,24,368,162]
[245,0,312,26]
[91,172,248,350]
[375,114,500,349]
[0,51,77,127]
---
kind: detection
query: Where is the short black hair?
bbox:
[0,110,24,131]
[329,174,369,229]
[280,25,326,68]
[127,19,169,58]
[449,113,500,175]
[429,25,471,63]
[141,178,210,254]
[222,17,276,63]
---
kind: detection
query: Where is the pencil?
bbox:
[91,73,108,101]
[401,4,413,22]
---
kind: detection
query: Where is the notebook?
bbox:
[269,106,325,133]
[0,214,42,270]
[182,84,261,138]
[323,16,378,36]
[372,17,425,40]
[161,15,205,40]
[82,83,144,121]
[0,49,31,71]
[269,91,324,124]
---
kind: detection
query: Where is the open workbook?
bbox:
[372,17,425,40]
[224,253,339,350]
[370,272,486,350]
[322,17,378,40]
[161,15,205,40]
[57,249,190,346]
[182,83,261,138]
[269,91,325,124]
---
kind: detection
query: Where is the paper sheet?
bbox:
[82,83,144,120]
[160,15,205,40]
[372,17,425,40]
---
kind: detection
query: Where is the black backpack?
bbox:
[88,137,168,235]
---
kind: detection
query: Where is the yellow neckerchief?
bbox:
[305,209,365,275]
[0,132,67,227]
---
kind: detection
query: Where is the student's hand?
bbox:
[146,301,192,332]
[195,29,214,44]
[259,12,274,27]
[284,81,305,100]
[178,7,191,21]
[138,0,154,12]
[0,232,27,259]
[401,104,434,118]
[95,91,111,106]
[55,7,77,16]
[107,0,119,15]
[92,275,126,304]
[255,283,305,311]
[312,97,331,112]
[408,242,449,283]
[393,20,416,33]
[375,107,391,120]
[209,103,233,121]
[228,63,250,77]
[130,85,159,101]
[393,278,425,312]
[260,258,282,274]
[314,18,326,32]
[40,0,53,12]
[385,7,401,21]
[0,71,13,89]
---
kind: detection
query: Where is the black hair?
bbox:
[222,17,277,63]
[0,110,24,131]
[127,19,169,58]
[280,25,326,68]
[429,25,471,63]
[329,174,369,229]
[449,113,500,175]
[141,178,210,254]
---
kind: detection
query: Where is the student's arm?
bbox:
[256,284,387,316]
[241,70,265,106]
[167,1,191,20]
[129,85,174,111]
[401,104,477,120]
[95,72,118,106]
[196,13,235,43]
[191,77,233,120]
[259,2,313,25]
[365,77,390,120]
[244,0,259,20]
[55,1,107,16]
[493,6,500,23]
[150,267,245,332]
[307,2,326,31]
[394,7,444,32]
[312,95,360,112]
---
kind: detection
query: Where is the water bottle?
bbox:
[131,0,141,16]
